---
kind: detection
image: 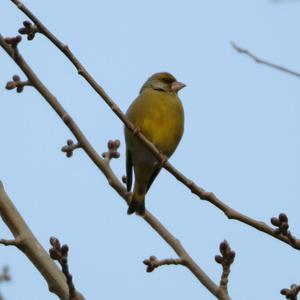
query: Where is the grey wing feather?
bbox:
[126,149,133,192]
[146,167,161,192]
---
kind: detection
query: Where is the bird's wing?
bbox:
[146,167,161,192]
[126,148,133,192]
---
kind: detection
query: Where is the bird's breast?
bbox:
[126,91,184,158]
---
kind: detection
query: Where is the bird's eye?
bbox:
[162,77,175,84]
[150,83,166,92]
[154,87,166,92]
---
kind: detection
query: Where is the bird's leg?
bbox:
[159,151,168,166]
[132,126,141,136]
[153,151,168,168]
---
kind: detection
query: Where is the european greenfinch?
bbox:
[125,72,185,216]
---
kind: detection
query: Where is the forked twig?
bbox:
[231,42,300,78]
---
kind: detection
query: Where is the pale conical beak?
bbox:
[171,81,186,93]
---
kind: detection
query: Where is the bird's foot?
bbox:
[159,153,168,166]
[154,151,168,167]
[132,126,141,136]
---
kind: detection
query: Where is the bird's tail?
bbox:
[127,188,145,216]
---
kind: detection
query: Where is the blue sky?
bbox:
[1,1,300,299]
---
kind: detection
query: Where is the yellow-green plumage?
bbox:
[125,72,185,215]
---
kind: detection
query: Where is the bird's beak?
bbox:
[171,81,186,93]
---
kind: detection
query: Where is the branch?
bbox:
[5,74,31,93]
[0,266,11,283]
[281,284,300,300]
[143,240,235,296]
[49,237,82,300]
[215,241,235,294]
[271,213,297,245]
[0,239,19,247]
[143,256,184,272]
[61,139,81,158]
[0,35,229,300]
[10,0,300,251]
[231,42,300,78]
[0,266,11,300]
[0,181,78,300]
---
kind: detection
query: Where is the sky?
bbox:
[0,0,300,299]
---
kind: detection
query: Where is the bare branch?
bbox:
[231,42,300,78]
[142,239,234,300]
[49,237,82,300]
[5,74,31,93]
[0,266,11,283]
[0,181,76,300]
[0,34,229,300]
[18,20,38,40]
[0,239,19,247]
[102,139,121,162]
[215,240,235,294]
[281,284,300,300]
[0,266,11,300]
[271,213,297,246]
[8,0,300,251]
[143,256,183,272]
[3,35,21,48]
[61,139,81,158]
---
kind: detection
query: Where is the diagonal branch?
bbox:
[231,42,300,78]
[9,0,300,251]
[0,35,230,300]
[0,181,76,300]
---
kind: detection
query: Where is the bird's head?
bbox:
[140,72,186,94]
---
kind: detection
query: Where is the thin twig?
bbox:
[102,139,121,162]
[0,35,230,300]
[0,266,10,300]
[61,139,81,158]
[0,266,11,282]
[281,284,300,300]
[10,0,300,251]
[271,213,297,246]
[49,237,81,300]
[143,256,183,272]
[215,241,235,293]
[231,42,300,78]
[5,74,31,93]
[0,239,19,247]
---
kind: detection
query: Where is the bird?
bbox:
[124,72,185,216]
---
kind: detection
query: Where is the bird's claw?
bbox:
[133,126,141,136]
